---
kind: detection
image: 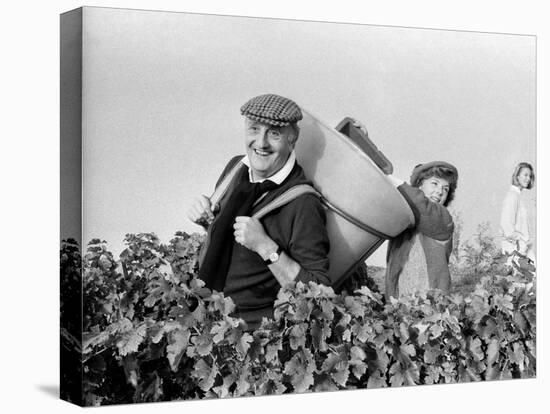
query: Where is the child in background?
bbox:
[500,162,536,265]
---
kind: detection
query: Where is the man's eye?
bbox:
[268,130,281,138]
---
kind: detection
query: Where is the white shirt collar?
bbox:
[242,151,296,184]
[510,185,522,194]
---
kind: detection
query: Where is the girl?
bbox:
[500,162,535,264]
[385,161,459,299]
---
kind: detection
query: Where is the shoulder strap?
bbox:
[210,156,245,207]
[252,184,321,219]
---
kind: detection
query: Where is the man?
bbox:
[187,94,330,329]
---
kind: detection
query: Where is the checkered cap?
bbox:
[240,94,303,126]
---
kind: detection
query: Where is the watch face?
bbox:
[269,252,279,263]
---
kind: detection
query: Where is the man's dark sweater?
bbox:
[208,155,331,329]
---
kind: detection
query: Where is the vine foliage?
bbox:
[60,232,536,406]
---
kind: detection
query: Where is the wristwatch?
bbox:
[264,246,283,265]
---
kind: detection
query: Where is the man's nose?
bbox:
[257,129,269,147]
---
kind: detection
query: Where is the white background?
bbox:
[63,6,536,268]
[0,0,547,413]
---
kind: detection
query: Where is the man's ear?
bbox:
[289,135,298,148]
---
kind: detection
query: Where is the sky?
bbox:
[61,7,536,266]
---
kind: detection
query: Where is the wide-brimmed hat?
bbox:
[410,161,458,186]
[240,94,302,127]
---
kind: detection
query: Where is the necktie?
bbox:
[199,173,278,291]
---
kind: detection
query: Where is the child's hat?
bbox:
[410,161,458,186]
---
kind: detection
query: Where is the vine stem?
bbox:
[83,346,110,363]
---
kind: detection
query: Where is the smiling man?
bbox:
[187,94,330,329]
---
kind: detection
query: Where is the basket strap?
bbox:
[214,160,392,240]
[252,184,391,240]
[210,157,245,207]
[252,184,321,219]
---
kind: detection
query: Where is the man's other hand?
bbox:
[187,195,218,228]
[233,216,276,256]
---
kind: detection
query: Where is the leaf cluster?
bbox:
[60,232,536,406]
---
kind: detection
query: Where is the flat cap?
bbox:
[240,94,303,127]
[410,161,458,186]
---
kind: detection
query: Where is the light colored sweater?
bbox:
[500,185,531,256]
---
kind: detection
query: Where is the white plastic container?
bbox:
[295,110,415,288]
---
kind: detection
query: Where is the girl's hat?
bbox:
[410,161,458,186]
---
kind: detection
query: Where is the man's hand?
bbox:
[234,216,302,286]
[187,195,218,229]
[233,216,276,257]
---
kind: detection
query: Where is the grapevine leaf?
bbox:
[424,365,441,384]
[355,285,383,304]
[289,323,307,350]
[351,321,372,343]
[430,323,444,339]
[213,373,236,398]
[479,316,498,338]
[258,376,287,395]
[208,292,236,315]
[320,299,335,320]
[493,294,514,313]
[191,302,207,325]
[350,345,366,362]
[469,337,484,361]
[352,363,367,379]
[404,366,420,385]
[210,321,229,344]
[399,322,409,342]
[191,332,214,357]
[510,342,525,370]
[485,364,501,381]
[487,339,500,366]
[400,344,416,357]
[389,362,405,387]
[310,319,331,352]
[283,349,315,393]
[376,349,390,372]
[331,361,350,387]
[192,358,219,392]
[166,329,191,371]
[149,325,165,344]
[293,296,314,321]
[367,369,387,388]
[423,345,440,364]
[235,367,251,396]
[314,373,340,392]
[514,311,528,334]
[236,332,253,358]
[349,345,368,378]
[344,296,364,318]
[117,324,147,356]
[265,338,283,363]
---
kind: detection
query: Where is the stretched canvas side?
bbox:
[60,7,84,407]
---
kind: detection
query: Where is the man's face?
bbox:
[244,118,296,180]
[419,175,450,205]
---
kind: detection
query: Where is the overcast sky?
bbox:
[63,7,536,266]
